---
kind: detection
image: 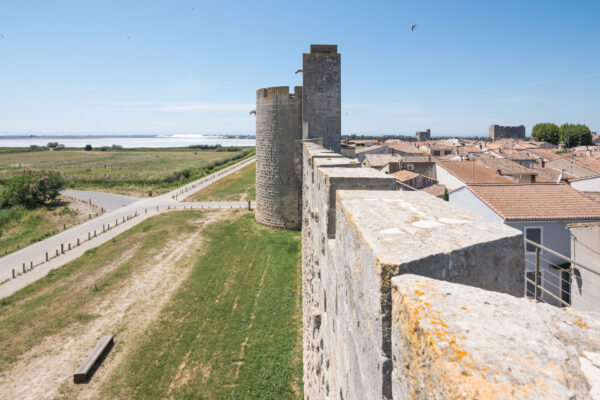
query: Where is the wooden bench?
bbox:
[73,335,113,383]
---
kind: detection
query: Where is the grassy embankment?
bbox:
[0,211,302,399]
[0,199,100,258]
[186,162,256,202]
[0,147,255,197]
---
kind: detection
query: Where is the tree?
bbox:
[85,144,92,151]
[443,187,449,201]
[531,123,559,145]
[0,170,65,208]
[559,124,593,148]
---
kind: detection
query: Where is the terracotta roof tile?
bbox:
[421,184,447,197]
[467,183,600,221]
[355,144,385,154]
[389,170,420,182]
[437,161,513,184]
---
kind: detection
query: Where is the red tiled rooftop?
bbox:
[467,183,600,221]
[388,170,420,182]
[421,184,447,197]
[437,160,513,184]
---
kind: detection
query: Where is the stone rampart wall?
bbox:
[302,141,600,399]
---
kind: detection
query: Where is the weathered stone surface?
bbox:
[302,45,341,153]
[255,86,303,230]
[302,142,527,400]
[392,274,600,400]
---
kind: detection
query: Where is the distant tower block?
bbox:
[255,86,303,230]
[416,129,431,142]
[302,45,341,152]
[489,125,526,140]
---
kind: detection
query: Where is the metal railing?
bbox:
[524,238,600,309]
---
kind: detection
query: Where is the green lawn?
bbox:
[0,147,254,197]
[186,162,256,202]
[102,212,302,399]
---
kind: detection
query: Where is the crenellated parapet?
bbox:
[301,141,600,400]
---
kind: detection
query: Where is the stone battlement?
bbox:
[256,86,302,102]
[309,44,338,54]
[302,141,600,399]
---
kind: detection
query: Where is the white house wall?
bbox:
[448,187,504,223]
[435,164,465,189]
[570,176,600,192]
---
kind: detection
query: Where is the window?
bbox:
[406,164,414,171]
[525,227,542,253]
[433,150,440,156]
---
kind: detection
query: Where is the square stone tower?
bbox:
[302,45,341,153]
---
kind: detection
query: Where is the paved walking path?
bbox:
[61,189,139,211]
[0,156,256,299]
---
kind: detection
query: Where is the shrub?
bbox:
[85,144,92,151]
[0,170,66,208]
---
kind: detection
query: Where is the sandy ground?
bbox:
[0,211,225,400]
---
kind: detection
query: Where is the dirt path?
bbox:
[1,211,226,400]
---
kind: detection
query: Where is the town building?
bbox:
[447,183,600,306]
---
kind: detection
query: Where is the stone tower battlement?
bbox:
[255,45,342,230]
[302,45,341,153]
[256,86,302,102]
[255,86,303,230]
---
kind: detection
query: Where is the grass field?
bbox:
[0,210,302,399]
[0,199,101,258]
[0,147,254,197]
[186,162,256,202]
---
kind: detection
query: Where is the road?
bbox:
[0,156,256,298]
[61,189,139,211]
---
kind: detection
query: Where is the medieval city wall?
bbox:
[301,141,600,400]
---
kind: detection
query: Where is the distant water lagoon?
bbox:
[0,134,256,148]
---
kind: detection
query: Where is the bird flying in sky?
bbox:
[295,69,302,74]
[249,110,256,115]
[411,25,417,31]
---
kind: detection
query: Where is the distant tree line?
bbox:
[84,144,124,151]
[532,123,593,148]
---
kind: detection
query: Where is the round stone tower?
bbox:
[255,86,303,230]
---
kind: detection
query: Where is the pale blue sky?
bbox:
[1,0,599,136]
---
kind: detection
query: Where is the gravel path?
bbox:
[61,189,139,211]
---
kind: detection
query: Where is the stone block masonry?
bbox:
[489,124,526,140]
[301,141,600,400]
[303,45,342,153]
[255,86,303,229]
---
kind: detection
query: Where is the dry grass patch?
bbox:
[0,197,102,258]
[0,210,218,400]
